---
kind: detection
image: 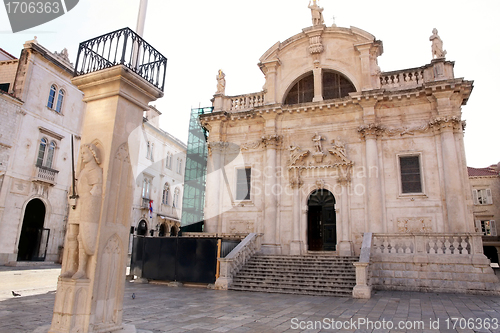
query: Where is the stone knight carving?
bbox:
[62,143,103,279]
[216,69,226,95]
[308,0,324,26]
[429,28,446,59]
[312,132,324,153]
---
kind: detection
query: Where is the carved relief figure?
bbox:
[62,143,103,279]
[312,132,324,153]
[308,0,324,26]
[288,144,309,167]
[429,28,446,59]
[216,69,226,95]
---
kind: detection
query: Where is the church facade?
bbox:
[202,3,498,293]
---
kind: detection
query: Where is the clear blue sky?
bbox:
[1,0,499,167]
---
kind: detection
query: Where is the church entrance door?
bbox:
[307,189,336,251]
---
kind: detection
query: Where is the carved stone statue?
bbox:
[308,0,324,26]
[429,28,447,59]
[312,132,323,153]
[216,69,226,95]
[62,143,103,279]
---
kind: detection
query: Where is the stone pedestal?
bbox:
[49,65,162,333]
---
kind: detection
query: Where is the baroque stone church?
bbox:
[203,2,498,293]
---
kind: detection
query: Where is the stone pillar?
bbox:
[260,60,280,105]
[312,66,323,102]
[49,66,162,333]
[337,175,353,256]
[290,172,303,255]
[354,42,383,91]
[358,123,384,233]
[261,134,281,254]
[204,141,226,233]
[438,123,467,232]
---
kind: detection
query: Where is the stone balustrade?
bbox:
[35,165,58,184]
[379,69,424,90]
[372,233,483,256]
[214,233,262,290]
[229,92,265,111]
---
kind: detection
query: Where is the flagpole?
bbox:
[136,0,148,37]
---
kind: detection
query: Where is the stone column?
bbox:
[49,65,162,333]
[312,66,323,102]
[259,60,280,105]
[433,117,467,232]
[289,171,303,255]
[354,42,383,91]
[358,123,384,233]
[204,141,226,233]
[337,174,353,256]
[261,134,281,254]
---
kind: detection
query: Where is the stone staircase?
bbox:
[229,254,358,297]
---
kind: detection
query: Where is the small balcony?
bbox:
[33,165,58,185]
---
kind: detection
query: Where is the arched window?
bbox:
[284,71,356,105]
[37,138,47,166]
[55,89,64,113]
[46,141,56,168]
[173,188,180,208]
[162,183,170,205]
[177,159,183,174]
[322,71,356,100]
[36,138,56,168]
[47,85,57,109]
[284,72,314,105]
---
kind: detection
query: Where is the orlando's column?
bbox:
[49,28,165,333]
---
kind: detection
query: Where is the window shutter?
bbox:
[474,220,482,233]
[472,189,479,205]
[490,220,497,236]
[486,189,493,205]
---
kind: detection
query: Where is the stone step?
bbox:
[229,254,358,297]
[232,277,356,287]
[235,272,356,281]
[229,285,353,297]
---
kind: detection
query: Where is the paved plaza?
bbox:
[0,265,499,333]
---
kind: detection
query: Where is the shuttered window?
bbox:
[400,155,422,193]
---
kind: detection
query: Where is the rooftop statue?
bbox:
[430,28,447,59]
[216,69,226,95]
[308,0,324,26]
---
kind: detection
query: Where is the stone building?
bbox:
[130,106,187,240]
[0,39,85,264]
[204,3,498,294]
[468,164,500,264]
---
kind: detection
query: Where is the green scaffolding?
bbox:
[180,107,213,231]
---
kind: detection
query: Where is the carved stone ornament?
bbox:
[207,141,229,156]
[428,116,465,132]
[309,35,324,54]
[261,134,282,148]
[397,217,433,233]
[357,123,385,138]
[288,144,310,167]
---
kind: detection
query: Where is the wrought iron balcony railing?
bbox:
[74,27,167,91]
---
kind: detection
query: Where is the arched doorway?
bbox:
[137,220,148,236]
[170,226,178,237]
[158,223,166,237]
[307,189,336,251]
[17,199,47,261]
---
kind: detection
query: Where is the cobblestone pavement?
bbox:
[0,265,499,333]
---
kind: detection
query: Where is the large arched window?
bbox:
[284,72,314,105]
[284,70,356,105]
[173,188,180,208]
[322,70,356,100]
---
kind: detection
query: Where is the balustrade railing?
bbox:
[35,165,58,184]
[379,68,424,90]
[229,92,265,111]
[75,27,167,91]
[214,233,262,289]
[372,233,482,256]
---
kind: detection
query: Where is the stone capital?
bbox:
[261,134,282,148]
[357,123,385,139]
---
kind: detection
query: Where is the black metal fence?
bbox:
[74,27,167,91]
